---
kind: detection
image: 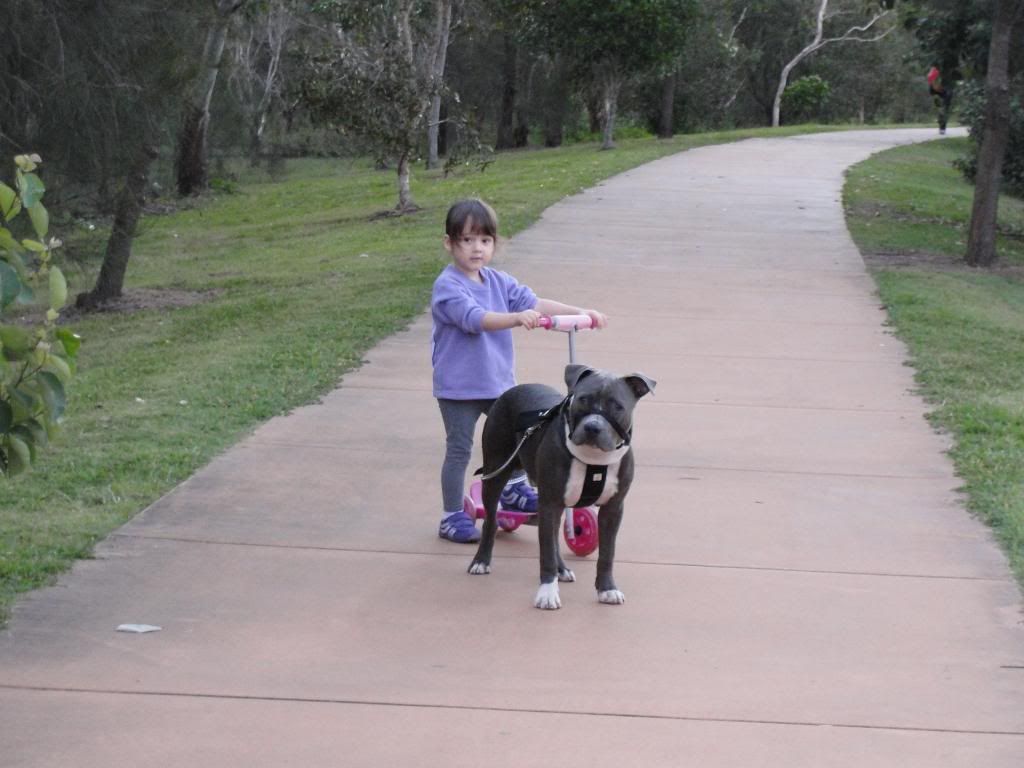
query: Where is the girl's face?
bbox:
[444,224,495,280]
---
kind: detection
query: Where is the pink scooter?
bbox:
[463,314,600,557]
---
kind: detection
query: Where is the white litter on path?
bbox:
[116,624,162,634]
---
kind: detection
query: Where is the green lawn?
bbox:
[844,138,1024,583]
[1,123,854,623]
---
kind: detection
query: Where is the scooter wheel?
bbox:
[498,514,522,532]
[564,507,599,557]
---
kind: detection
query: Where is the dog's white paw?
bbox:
[468,562,490,575]
[534,582,562,610]
[598,589,625,605]
[558,568,576,583]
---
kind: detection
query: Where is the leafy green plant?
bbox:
[0,154,79,476]
[782,75,831,123]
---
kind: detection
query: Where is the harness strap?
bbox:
[476,397,569,481]
[576,465,609,507]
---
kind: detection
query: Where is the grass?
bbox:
[844,137,1024,583]
[1,123,859,623]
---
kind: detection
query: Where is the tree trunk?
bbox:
[426,0,454,169]
[965,0,1022,267]
[513,109,529,148]
[599,72,621,150]
[437,101,449,157]
[396,152,415,212]
[539,54,569,148]
[249,109,268,167]
[586,91,602,134]
[76,144,159,310]
[427,93,444,168]
[248,29,286,166]
[175,0,246,195]
[659,71,677,139]
[496,34,517,150]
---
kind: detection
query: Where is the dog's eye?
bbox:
[608,399,624,413]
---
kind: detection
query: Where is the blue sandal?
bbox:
[439,510,481,543]
[500,478,538,513]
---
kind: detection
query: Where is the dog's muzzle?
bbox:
[565,396,632,453]
[572,413,619,451]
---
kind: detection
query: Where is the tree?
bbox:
[1,1,197,314]
[75,144,160,309]
[0,1,195,204]
[771,0,896,127]
[482,0,542,150]
[965,0,1024,267]
[176,0,250,196]
[665,3,751,132]
[304,0,453,211]
[907,0,988,82]
[228,0,297,165]
[426,0,456,168]
[538,0,697,149]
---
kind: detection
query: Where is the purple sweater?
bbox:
[431,265,537,399]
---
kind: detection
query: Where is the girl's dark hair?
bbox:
[445,198,498,239]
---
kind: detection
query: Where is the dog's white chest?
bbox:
[563,458,621,508]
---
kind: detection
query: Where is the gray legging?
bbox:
[437,398,525,513]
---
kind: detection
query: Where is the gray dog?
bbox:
[468,364,655,609]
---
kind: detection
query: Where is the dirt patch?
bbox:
[368,204,423,221]
[862,249,1024,281]
[67,288,222,318]
[8,288,223,326]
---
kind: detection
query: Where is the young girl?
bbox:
[431,198,607,543]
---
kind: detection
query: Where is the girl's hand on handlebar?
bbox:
[516,309,543,330]
[583,309,608,330]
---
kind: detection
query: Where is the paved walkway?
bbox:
[3,128,1023,767]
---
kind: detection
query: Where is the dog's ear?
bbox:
[565,364,596,392]
[624,373,656,399]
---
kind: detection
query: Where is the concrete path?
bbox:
[3,128,1023,767]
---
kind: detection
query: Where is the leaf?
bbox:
[16,171,45,208]
[0,227,21,254]
[36,371,67,420]
[21,418,47,447]
[16,282,33,304]
[55,328,82,358]
[14,155,38,173]
[0,261,20,310]
[49,266,67,310]
[0,401,11,433]
[8,385,36,413]
[21,239,46,253]
[44,353,72,383]
[0,324,33,360]
[0,183,20,221]
[4,433,31,475]
[28,201,48,240]
[11,425,38,462]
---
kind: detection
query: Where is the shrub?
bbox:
[953,78,1024,198]
[783,75,832,123]
[0,155,79,476]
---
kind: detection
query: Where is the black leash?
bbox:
[477,397,569,481]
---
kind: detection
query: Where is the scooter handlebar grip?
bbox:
[540,314,593,331]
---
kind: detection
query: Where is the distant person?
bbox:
[430,198,607,542]
[927,65,953,135]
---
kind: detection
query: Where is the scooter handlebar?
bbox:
[538,314,593,331]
